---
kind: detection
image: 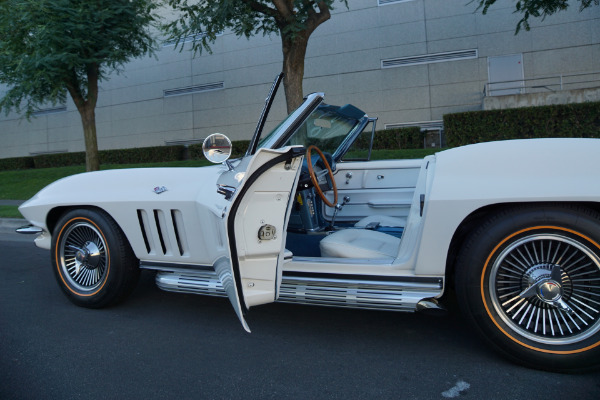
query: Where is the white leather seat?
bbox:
[319,229,400,260]
[354,215,406,228]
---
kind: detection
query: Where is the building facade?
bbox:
[1,0,599,158]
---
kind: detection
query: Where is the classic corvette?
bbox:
[18,74,600,372]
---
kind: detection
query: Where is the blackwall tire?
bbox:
[456,205,600,372]
[51,208,139,308]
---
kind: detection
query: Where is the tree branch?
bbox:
[240,0,278,18]
[305,1,331,33]
[87,62,99,109]
[65,69,85,112]
[271,0,294,21]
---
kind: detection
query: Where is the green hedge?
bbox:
[350,127,423,151]
[0,141,252,171]
[444,101,600,147]
[4,102,597,171]
[374,127,423,150]
[0,156,35,171]
[30,145,186,169]
[99,145,185,165]
[0,129,426,171]
[32,152,86,169]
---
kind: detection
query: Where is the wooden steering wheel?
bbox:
[306,145,338,208]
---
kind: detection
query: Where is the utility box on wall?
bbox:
[487,54,525,96]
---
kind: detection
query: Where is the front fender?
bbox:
[19,165,232,264]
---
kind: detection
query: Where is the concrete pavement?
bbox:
[0,218,27,233]
[0,200,26,233]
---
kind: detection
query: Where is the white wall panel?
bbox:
[1,0,598,159]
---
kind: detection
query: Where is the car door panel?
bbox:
[218,146,304,332]
[324,160,422,222]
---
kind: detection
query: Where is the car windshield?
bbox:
[257,103,364,154]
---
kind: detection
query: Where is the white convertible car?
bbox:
[18,75,600,372]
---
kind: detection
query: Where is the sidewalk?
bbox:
[0,200,26,233]
[0,200,25,206]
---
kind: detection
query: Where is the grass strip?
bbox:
[0,205,22,219]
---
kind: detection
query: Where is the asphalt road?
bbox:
[1,232,600,400]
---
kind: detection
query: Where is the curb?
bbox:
[0,218,27,233]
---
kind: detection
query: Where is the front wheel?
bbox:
[51,208,139,308]
[456,205,600,372]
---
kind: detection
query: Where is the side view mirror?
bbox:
[203,133,232,164]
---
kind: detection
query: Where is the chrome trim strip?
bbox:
[291,256,393,265]
[140,261,213,272]
[258,92,324,150]
[278,275,442,312]
[153,266,443,312]
[156,270,226,297]
[282,275,442,289]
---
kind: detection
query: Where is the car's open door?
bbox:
[216,146,305,332]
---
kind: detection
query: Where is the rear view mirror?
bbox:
[203,134,232,163]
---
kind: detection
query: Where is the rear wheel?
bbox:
[456,205,600,372]
[51,208,139,308]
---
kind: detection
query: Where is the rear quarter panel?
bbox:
[415,138,600,275]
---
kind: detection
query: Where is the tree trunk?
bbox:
[278,2,331,114]
[281,32,309,114]
[80,105,100,172]
[66,64,100,172]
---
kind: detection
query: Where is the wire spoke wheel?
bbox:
[490,233,600,345]
[59,221,108,292]
[456,205,600,371]
[52,209,139,308]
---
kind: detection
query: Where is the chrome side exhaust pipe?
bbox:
[416,298,447,316]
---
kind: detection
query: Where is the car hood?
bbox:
[20,164,228,231]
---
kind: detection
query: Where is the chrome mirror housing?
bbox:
[203,133,232,164]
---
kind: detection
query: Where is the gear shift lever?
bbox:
[330,196,350,228]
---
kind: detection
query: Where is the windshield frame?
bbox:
[247,91,373,163]
[250,92,324,155]
[329,116,370,162]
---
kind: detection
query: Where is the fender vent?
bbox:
[137,209,188,256]
[382,49,478,69]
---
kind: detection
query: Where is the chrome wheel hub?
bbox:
[538,281,561,302]
[71,241,101,274]
[519,263,574,314]
[490,233,600,345]
[59,222,107,291]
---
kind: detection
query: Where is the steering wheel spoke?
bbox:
[306,145,338,208]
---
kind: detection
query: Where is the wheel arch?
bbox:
[444,201,600,290]
[49,206,141,308]
[46,205,130,246]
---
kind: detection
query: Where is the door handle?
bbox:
[345,172,353,184]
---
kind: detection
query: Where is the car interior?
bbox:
[284,146,424,261]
